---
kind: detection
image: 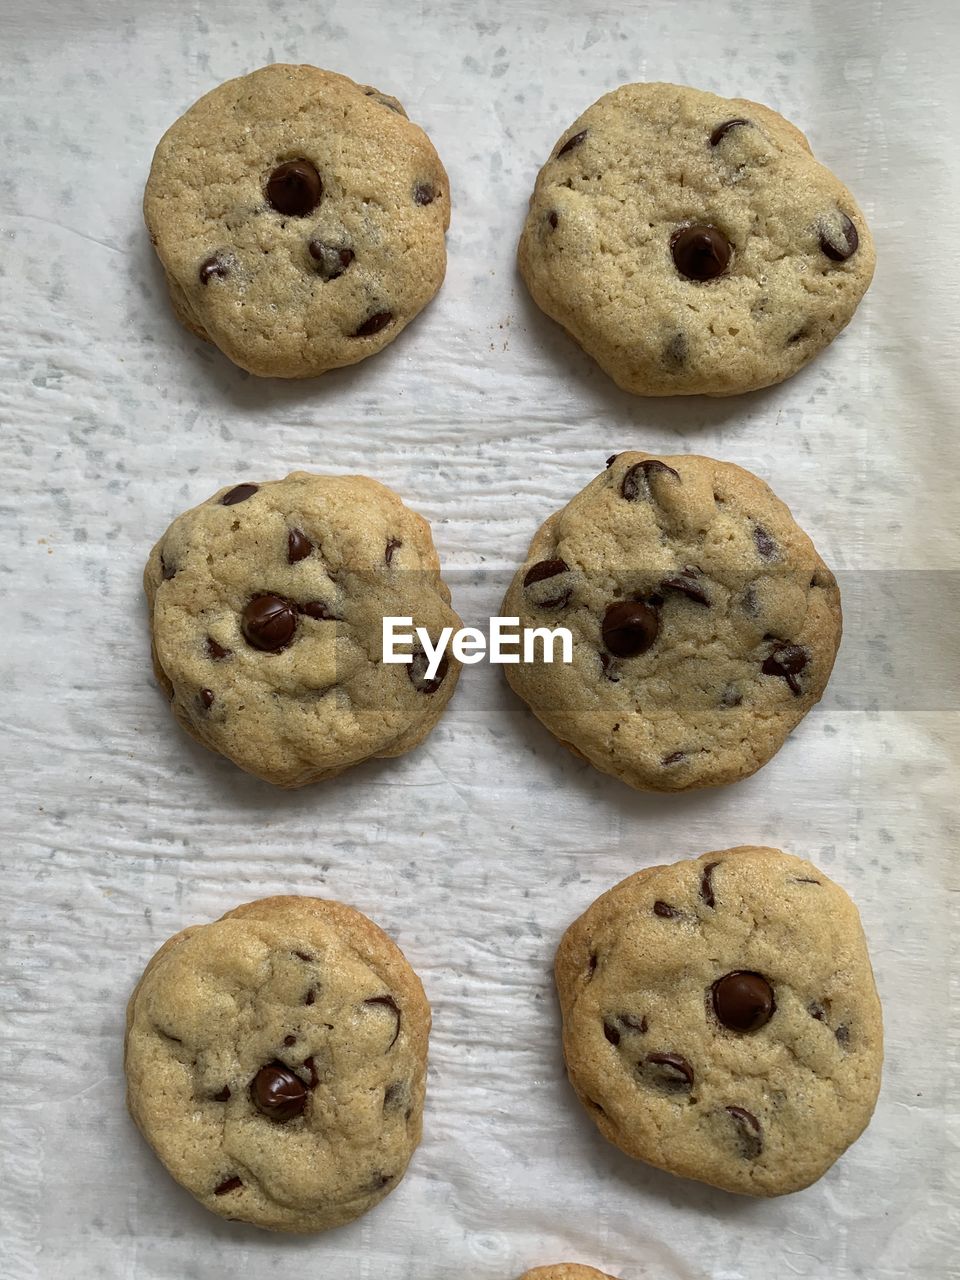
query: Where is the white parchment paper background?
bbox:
[1,1,958,1276]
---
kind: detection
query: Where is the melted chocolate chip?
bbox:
[364,995,401,1049]
[199,255,229,284]
[408,648,448,694]
[671,225,732,281]
[212,1086,231,1102]
[287,528,313,564]
[662,751,685,766]
[308,241,355,281]
[548,210,559,229]
[710,118,751,146]
[754,525,778,560]
[220,483,258,506]
[352,310,394,338]
[206,636,231,660]
[199,688,214,710]
[654,900,681,918]
[726,1105,763,1158]
[385,537,402,565]
[644,1052,694,1091]
[266,160,322,216]
[251,1062,307,1122]
[242,594,297,651]
[214,1176,243,1195]
[712,972,776,1032]
[621,458,681,501]
[820,213,859,262]
[762,643,808,695]
[660,567,710,605]
[161,555,176,580]
[700,862,718,908]
[601,600,660,658]
[524,558,571,608]
[603,1020,621,1046]
[413,183,436,205]
[299,600,339,621]
[556,128,587,157]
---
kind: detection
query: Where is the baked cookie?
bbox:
[520,1268,616,1279]
[145,471,461,787]
[144,64,449,377]
[501,452,840,791]
[556,847,883,1196]
[519,82,875,395]
[125,896,430,1232]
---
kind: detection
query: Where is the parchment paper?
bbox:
[1,1,958,1277]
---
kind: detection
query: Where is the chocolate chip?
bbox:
[643,1052,694,1091]
[294,951,313,962]
[251,1062,307,1122]
[599,652,620,682]
[414,182,436,205]
[385,537,402,565]
[300,600,339,621]
[835,1024,850,1046]
[287,529,313,564]
[660,567,710,605]
[214,1176,243,1195]
[621,1014,648,1034]
[212,1086,231,1102]
[809,1001,827,1021]
[524,558,571,608]
[303,1056,319,1088]
[601,600,660,658]
[199,255,229,284]
[621,458,680,501]
[220,483,258,506]
[199,688,214,709]
[408,648,448,694]
[556,128,587,157]
[654,900,681,917]
[587,952,598,977]
[352,310,394,338]
[762,643,808,695]
[304,988,316,1006]
[603,1020,621,1046]
[160,554,176,580]
[712,971,776,1032]
[384,1081,406,1109]
[547,210,559,229]
[700,862,718,908]
[663,332,687,366]
[308,241,355,281]
[266,160,322,216]
[710,118,750,147]
[283,1034,296,1047]
[754,525,778,560]
[364,995,401,1049]
[605,453,620,468]
[820,213,859,262]
[662,751,685,766]
[206,636,231,660]
[726,1105,763,1158]
[671,224,732,282]
[242,594,297,651]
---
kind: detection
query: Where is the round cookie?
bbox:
[144,64,450,377]
[555,847,883,1197]
[145,471,461,787]
[520,1268,617,1279]
[501,452,841,791]
[125,895,430,1232]
[518,82,875,396]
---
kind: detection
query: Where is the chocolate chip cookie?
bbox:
[556,847,882,1196]
[145,471,461,787]
[519,82,875,395]
[144,64,449,377]
[501,452,841,791]
[125,896,430,1232]
[521,1268,616,1279]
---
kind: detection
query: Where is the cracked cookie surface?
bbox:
[145,470,461,787]
[145,63,449,377]
[556,848,882,1196]
[519,82,874,395]
[124,896,430,1232]
[501,452,841,791]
